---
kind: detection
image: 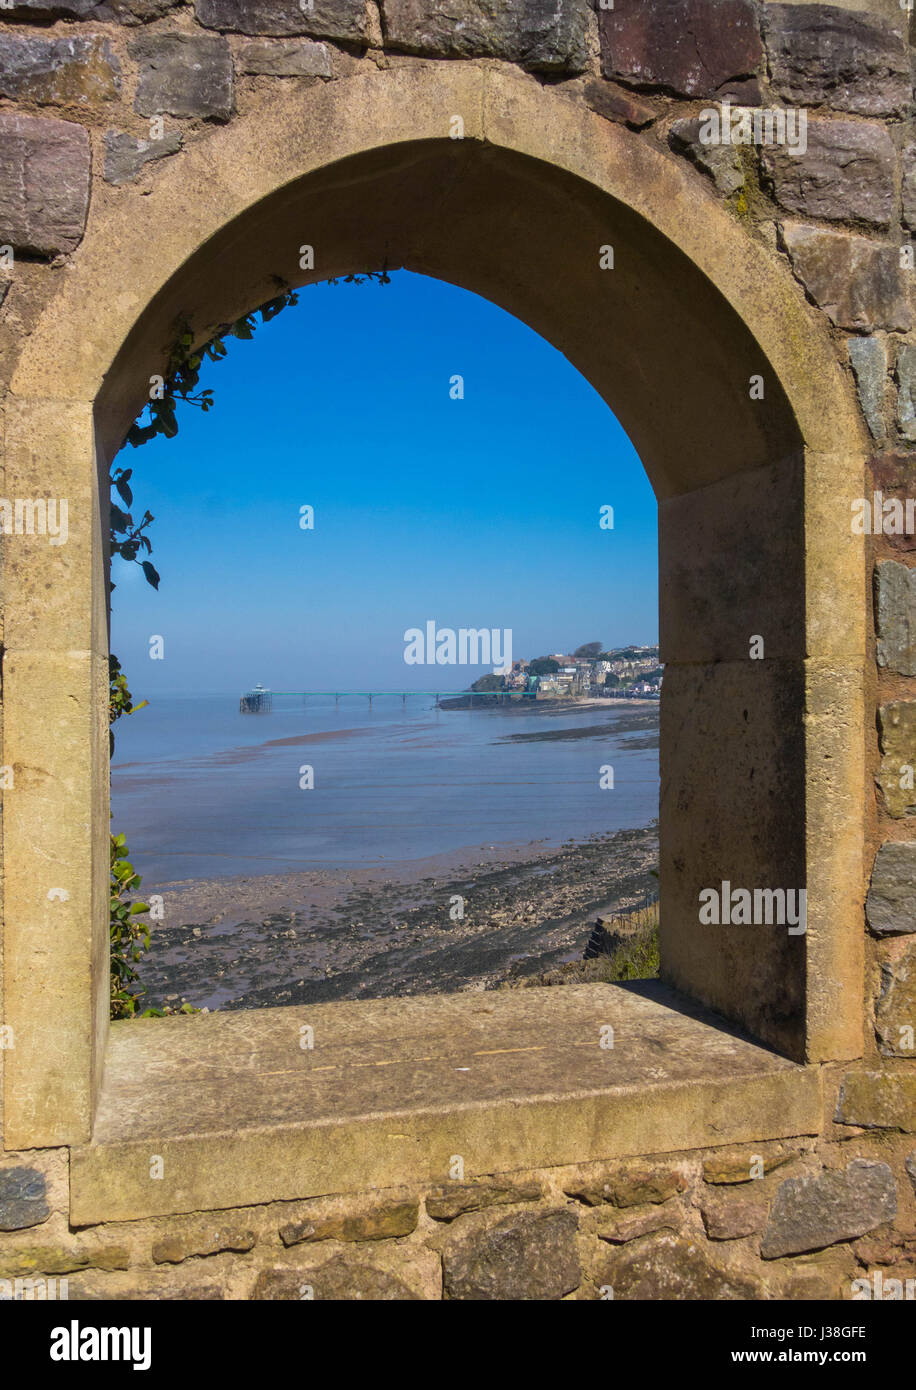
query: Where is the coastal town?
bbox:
[470,642,663,700]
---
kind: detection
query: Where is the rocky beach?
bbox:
[136,822,659,1013]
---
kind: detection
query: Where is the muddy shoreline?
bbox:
[137,823,659,1013]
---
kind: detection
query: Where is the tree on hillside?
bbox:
[528,656,560,676]
[574,641,603,659]
[470,673,504,692]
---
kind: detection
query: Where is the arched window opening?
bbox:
[110,271,661,1016]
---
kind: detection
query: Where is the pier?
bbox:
[239,683,272,713]
[238,689,536,711]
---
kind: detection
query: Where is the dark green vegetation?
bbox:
[527,656,560,676]
[508,899,660,990]
[108,832,151,1020]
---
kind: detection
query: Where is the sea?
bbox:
[110,694,659,884]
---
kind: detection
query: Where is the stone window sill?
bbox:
[70,982,822,1225]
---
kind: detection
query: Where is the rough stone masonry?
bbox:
[0,0,914,1300]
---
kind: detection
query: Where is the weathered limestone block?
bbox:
[668,117,744,196]
[875,561,916,675]
[0,36,121,106]
[762,121,895,229]
[583,79,655,130]
[592,1198,683,1245]
[702,1145,799,1184]
[866,842,916,935]
[847,337,886,440]
[0,112,90,256]
[761,1160,897,1258]
[151,1220,256,1264]
[279,1194,418,1246]
[0,1243,129,1276]
[763,3,910,118]
[103,129,182,185]
[598,0,763,98]
[442,1208,579,1300]
[195,0,368,42]
[876,953,916,1057]
[380,0,587,72]
[253,1246,440,1300]
[0,1168,49,1232]
[876,703,916,818]
[896,347,916,445]
[130,33,234,120]
[782,224,911,333]
[236,39,332,77]
[254,1261,417,1300]
[595,1232,760,1299]
[68,1271,225,1299]
[425,1179,543,1222]
[700,1191,768,1240]
[836,1071,916,1130]
[564,1160,688,1208]
[779,1251,858,1301]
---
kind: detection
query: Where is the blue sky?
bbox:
[111,270,658,695]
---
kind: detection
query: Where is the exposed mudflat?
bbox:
[137,823,659,1013]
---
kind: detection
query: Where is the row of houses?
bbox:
[500,647,663,699]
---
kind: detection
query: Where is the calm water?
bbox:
[111,695,659,882]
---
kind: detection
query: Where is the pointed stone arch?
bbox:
[2,63,866,1147]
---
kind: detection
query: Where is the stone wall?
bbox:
[0,0,914,1298]
[2,1120,915,1299]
